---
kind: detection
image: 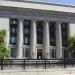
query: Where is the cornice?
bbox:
[0,10,75,23]
[4,0,75,8]
[0,0,75,14]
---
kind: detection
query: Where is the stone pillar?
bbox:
[56,22,62,58]
[67,23,71,58]
[43,21,50,59]
[16,18,23,58]
[30,20,37,59]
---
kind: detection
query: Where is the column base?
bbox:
[45,52,50,59]
[31,52,37,59]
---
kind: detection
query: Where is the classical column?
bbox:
[43,21,50,59]
[56,22,62,58]
[67,23,71,58]
[16,18,23,58]
[30,20,37,59]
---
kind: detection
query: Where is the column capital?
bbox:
[56,21,62,25]
[18,17,24,21]
[31,19,37,22]
[44,20,50,23]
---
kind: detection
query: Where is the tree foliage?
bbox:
[0,30,6,44]
[69,35,75,51]
[0,30,9,59]
[68,35,75,58]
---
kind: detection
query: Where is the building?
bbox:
[0,0,75,59]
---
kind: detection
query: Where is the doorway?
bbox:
[37,49,43,59]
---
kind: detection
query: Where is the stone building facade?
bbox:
[0,0,75,59]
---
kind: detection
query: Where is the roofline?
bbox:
[4,0,75,8]
[1,0,75,14]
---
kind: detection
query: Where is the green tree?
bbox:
[0,30,9,59]
[68,35,75,58]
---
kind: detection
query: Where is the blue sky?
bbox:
[38,0,75,36]
[40,0,75,5]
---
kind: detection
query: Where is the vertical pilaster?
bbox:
[16,18,23,58]
[43,21,50,59]
[56,22,62,58]
[30,20,37,59]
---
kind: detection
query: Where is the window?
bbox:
[37,21,43,44]
[61,23,68,47]
[63,50,69,58]
[13,20,17,24]
[11,36,15,43]
[10,36,16,44]
[9,18,18,45]
[50,50,56,58]
[23,20,31,45]
[62,32,66,36]
[25,21,30,25]
[11,28,17,33]
[24,29,29,34]
[24,37,29,44]
[23,48,30,58]
[12,28,16,33]
[10,19,18,25]
[51,38,54,42]
[49,22,56,46]
[10,48,16,58]
[24,20,31,28]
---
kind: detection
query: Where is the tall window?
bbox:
[23,48,30,58]
[61,23,68,47]
[63,50,69,58]
[50,50,56,58]
[23,20,31,45]
[9,19,18,45]
[37,21,43,44]
[49,22,56,46]
[10,48,16,58]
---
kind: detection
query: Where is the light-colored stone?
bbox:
[43,21,50,58]
[56,22,62,58]
[30,20,37,59]
[16,18,23,58]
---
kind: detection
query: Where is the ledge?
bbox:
[0,0,75,14]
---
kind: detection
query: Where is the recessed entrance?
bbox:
[37,49,43,59]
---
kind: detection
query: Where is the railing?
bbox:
[0,58,75,70]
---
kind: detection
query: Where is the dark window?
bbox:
[49,22,56,46]
[50,50,56,58]
[9,19,18,45]
[23,20,31,45]
[10,48,16,58]
[37,21,43,44]
[63,50,69,58]
[61,23,68,47]
[10,19,18,25]
[10,36,17,44]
